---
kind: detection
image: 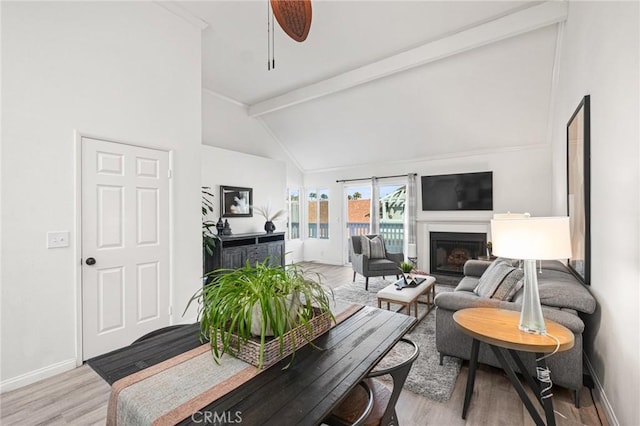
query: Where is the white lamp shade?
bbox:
[407,243,417,258]
[492,212,531,220]
[490,216,572,260]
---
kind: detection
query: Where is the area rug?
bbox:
[331,276,462,402]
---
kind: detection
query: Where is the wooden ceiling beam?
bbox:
[248,1,567,118]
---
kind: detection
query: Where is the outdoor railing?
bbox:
[290,222,300,239]
[304,222,403,251]
[347,222,404,254]
[308,223,329,239]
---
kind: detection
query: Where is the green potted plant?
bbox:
[400,261,414,274]
[187,261,334,368]
[202,187,217,255]
[399,261,414,283]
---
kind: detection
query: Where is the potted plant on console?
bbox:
[187,261,334,369]
[255,205,285,233]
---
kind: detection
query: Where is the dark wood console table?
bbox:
[204,232,285,277]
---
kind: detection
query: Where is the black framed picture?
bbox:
[566,95,590,285]
[220,186,253,218]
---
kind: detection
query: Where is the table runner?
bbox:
[107,302,362,426]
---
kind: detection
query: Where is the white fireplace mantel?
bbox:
[426,221,490,234]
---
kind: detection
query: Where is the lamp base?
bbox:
[519,259,546,335]
[519,325,546,335]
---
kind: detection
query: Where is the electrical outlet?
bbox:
[47,231,70,248]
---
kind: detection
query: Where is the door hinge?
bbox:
[167,169,173,179]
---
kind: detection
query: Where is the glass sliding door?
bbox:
[378,183,406,254]
[343,180,407,263]
[344,184,371,262]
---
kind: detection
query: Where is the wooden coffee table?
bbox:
[377,275,436,323]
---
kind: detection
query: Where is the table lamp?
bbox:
[407,243,417,266]
[490,216,571,334]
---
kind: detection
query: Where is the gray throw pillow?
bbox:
[474,260,516,298]
[360,235,371,258]
[368,235,387,259]
[492,268,525,301]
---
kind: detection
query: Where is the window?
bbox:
[343,181,406,263]
[378,183,406,254]
[307,188,329,239]
[286,188,300,240]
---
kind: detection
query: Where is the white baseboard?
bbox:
[584,355,619,426]
[0,358,76,394]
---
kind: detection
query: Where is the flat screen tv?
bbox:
[421,171,493,211]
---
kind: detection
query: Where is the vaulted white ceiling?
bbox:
[179,1,565,172]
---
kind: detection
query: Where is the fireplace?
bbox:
[430,232,487,276]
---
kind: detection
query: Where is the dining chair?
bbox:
[348,380,375,426]
[323,338,420,426]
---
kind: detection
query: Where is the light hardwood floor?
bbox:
[0,263,607,426]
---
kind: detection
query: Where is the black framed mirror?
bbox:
[566,95,591,285]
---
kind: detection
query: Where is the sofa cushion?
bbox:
[491,268,524,301]
[455,276,480,292]
[473,259,517,297]
[512,265,596,314]
[360,235,371,258]
[369,236,387,259]
[360,235,386,259]
[462,259,492,277]
[368,258,397,271]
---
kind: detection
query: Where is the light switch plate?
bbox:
[47,231,70,248]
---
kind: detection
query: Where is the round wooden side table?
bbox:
[453,308,574,426]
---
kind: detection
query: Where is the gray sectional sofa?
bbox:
[434,258,596,406]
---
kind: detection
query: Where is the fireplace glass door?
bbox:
[430,232,486,276]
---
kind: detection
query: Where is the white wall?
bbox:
[202,92,304,262]
[1,2,202,390]
[202,91,303,187]
[549,3,639,425]
[304,146,552,267]
[201,146,286,233]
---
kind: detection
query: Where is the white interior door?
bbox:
[81,137,170,360]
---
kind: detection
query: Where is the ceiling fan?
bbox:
[271,0,312,42]
[267,0,312,69]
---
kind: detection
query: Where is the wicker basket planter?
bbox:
[188,262,334,370]
[219,307,333,369]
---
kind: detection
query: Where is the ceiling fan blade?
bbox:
[270,0,312,42]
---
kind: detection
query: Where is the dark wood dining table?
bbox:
[89,304,416,426]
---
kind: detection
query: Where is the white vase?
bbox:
[250,294,300,337]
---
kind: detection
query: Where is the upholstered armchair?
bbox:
[350,234,403,290]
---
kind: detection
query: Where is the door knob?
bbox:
[85,257,96,265]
